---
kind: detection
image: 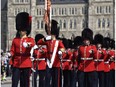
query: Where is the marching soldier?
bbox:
[7,12,35,87]
[109,39,115,87]
[93,34,104,87]
[37,20,65,87]
[61,38,73,87]
[72,36,83,87]
[102,37,111,87]
[78,28,98,87]
[31,34,47,87]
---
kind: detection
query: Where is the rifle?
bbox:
[58,51,64,87]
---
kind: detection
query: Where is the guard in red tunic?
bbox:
[109,39,115,87]
[72,36,83,87]
[78,28,98,87]
[37,20,65,87]
[7,12,35,87]
[93,34,104,87]
[31,34,47,87]
[102,37,111,87]
[61,38,73,87]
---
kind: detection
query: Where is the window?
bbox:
[59,8,61,15]
[63,20,66,29]
[98,19,101,28]
[109,6,111,13]
[75,8,77,14]
[72,8,74,14]
[107,18,110,28]
[37,21,40,29]
[74,19,77,29]
[97,7,99,13]
[102,19,105,28]
[69,8,71,15]
[25,0,29,2]
[41,21,43,29]
[100,6,102,13]
[15,0,19,2]
[70,20,72,29]
[59,20,62,29]
[82,19,85,28]
[106,6,108,13]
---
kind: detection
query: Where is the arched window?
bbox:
[100,6,102,13]
[63,20,66,29]
[37,21,40,29]
[102,19,105,28]
[74,19,77,29]
[72,8,74,14]
[98,19,101,28]
[106,6,108,13]
[107,18,110,28]
[82,19,85,28]
[59,20,62,29]
[109,6,111,13]
[70,20,73,29]
[59,8,61,15]
[41,21,43,29]
[97,7,99,13]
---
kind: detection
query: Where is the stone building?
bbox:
[6,0,115,50]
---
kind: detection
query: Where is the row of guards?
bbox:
[6,0,115,87]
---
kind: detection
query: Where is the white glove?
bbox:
[7,53,12,58]
[33,45,38,49]
[46,35,51,41]
[23,42,29,48]
[30,57,34,61]
[89,50,93,54]
[58,51,62,55]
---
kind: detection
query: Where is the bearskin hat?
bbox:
[94,34,103,45]
[103,37,110,49]
[110,39,115,49]
[35,34,44,44]
[62,38,69,49]
[73,36,83,47]
[82,28,93,42]
[16,12,31,35]
[45,20,60,38]
[67,39,73,49]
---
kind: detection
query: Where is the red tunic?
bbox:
[10,37,35,68]
[109,49,115,70]
[73,49,79,70]
[78,45,97,72]
[37,39,65,68]
[62,49,73,70]
[94,49,104,71]
[33,47,47,70]
[103,49,110,72]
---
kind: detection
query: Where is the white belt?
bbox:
[81,57,93,60]
[94,59,104,62]
[62,59,71,62]
[36,58,45,61]
[104,61,109,64]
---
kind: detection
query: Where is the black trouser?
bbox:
[12,67,31,87]
[34,70,46,87]
[110,70,115,87]
[97,71,104,87]
[104,72,110,87]
[78,71,98,87]
[45,66,61,87]
[70,70,77,87]
[63,70,71,87]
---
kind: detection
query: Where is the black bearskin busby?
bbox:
[103,37,110,49]
[110,39,115,49]
[45,20,60,38]
[73,36,83,47]
[82,28,93,43]
[16,12,31,35]
[35,34,44,44]
[67,39,73,49]
[94,34,103,45]
[62,38,69,49]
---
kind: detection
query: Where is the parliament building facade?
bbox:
[7,0,115,50]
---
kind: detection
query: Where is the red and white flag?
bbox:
[44,0,51,25]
